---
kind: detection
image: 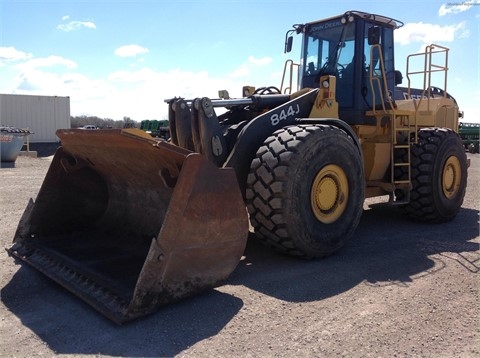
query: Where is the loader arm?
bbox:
[167,89,319,194]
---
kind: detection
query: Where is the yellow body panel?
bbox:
[396,97,458,130]
[362,142,391,181]
[309,76,339,118]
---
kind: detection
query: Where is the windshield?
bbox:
[302,20,355,79]
[298,15,398,116]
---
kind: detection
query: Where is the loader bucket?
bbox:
[8,128,248,324]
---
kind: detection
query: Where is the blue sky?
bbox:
[1,0,479,122]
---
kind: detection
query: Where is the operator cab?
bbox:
[285,11,404,124]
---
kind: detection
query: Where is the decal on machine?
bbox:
[270,104,300,126]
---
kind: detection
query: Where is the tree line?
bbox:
[70,115,140,129]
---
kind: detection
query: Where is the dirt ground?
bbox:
[0,152,478,358]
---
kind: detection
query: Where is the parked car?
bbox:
[79,125,98,130]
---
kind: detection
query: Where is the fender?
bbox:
[224,88,319,194]
[297,117,364,162]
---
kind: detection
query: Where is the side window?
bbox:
[382,27,395,88]
[321,40,329,69]
[337,40,355,71]
[306,36,319,74]
[304,37,332,75]
[363,25,395,107]
[364,26,383,77]
[336,25,356,108]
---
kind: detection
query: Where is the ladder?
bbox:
[390,111,415,204]
[368,44,416,204]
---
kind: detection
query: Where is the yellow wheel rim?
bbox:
[442,155,461,199]
[311,164,348,224]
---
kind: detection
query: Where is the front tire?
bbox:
[246,124,364,258]
[401,128,468,222]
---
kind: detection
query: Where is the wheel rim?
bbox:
[442,155,461,199]
[310,164,348,224]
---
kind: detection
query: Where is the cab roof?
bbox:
[304,10,404,30]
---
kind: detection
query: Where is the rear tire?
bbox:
[400,128,468,222]
[245,124,364,258]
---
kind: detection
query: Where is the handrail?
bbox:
[406,44,449,113]
[280,59,300,94]
[368,44,395,114]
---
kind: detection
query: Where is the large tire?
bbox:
[400,128,468,222]
[245,124,364,258]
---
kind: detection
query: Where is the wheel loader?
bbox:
[8,11,468,323]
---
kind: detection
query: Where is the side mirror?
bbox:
[394,70,403,85]
[368,26,380,45]
[285,36,293,53]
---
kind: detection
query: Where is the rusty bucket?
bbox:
[8,128,248,323]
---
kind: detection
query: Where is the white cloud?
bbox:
[0,46,33,62]
[5,64,240,120]
[395,21,468,45]
[459,102,480,122]
[248,55,272,66]
[439,1,477,16]
[228,55,273,79]
[114,45,149,58]
[79,67,242,120]
[4,55,79,94]
[57,20,96,32]
[108,67,157,83]
[1,50,280,120]
[16,56,78,70]
[229,63,250,78]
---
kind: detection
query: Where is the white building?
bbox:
[0,94,71,143]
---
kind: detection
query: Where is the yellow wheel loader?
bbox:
[8,11,468,323]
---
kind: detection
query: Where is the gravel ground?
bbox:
[0,153,478,358]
